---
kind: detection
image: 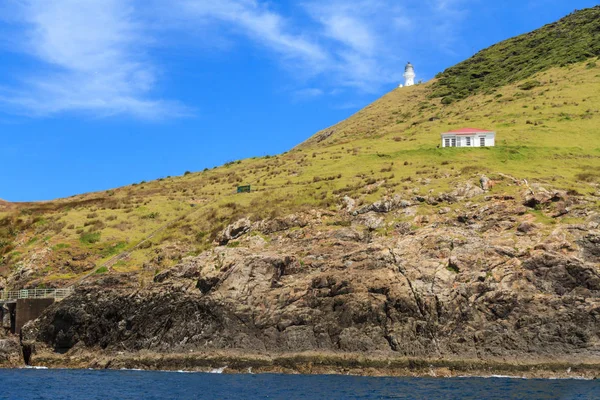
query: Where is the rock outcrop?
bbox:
[22,187,600,367]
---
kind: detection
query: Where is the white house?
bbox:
[441,128,495,148]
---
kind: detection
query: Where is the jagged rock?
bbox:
[480,175,491,191]
[356,213,385,231]
[153,270,172,283]
[413,215,429,226]
[552,202,570,218]
[0,339,20,363]
[451,182,485,199]
[523,189,565,208]
[522,252,600,295]
[342,196,356,212]
[315,129,335,143]
[196,277,220,294]
[352,195,410,216]
[436,193,458,204]
[578,233,600,262]
[217,218,252,245]
[255,213,311,234]
[394,222,413,235]
[334,228,365,242]
[517,222,537,233]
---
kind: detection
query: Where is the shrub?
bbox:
[518,80,541,91]
[100,241,127,257]
[575,172,600,182]
[80,231,101,244]
[141,212,160,219]
[196,231,208,242]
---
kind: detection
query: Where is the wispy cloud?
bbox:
[0,0,473,119]
[292,87,324,101]
[168,0,328,69]
[0,0,188,119]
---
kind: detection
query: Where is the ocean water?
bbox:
[0,369,598,399]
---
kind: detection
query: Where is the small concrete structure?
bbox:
[15,298,54,334]
[441,128,495,148]
[0,288,73,334]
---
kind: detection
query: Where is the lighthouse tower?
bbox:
[403,62,416,87]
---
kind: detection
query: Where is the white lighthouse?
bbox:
[403,62,415,87]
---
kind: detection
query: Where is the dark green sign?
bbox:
[237,185,251,193]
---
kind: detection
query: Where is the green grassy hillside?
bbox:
[1,7,600,289]
[431,5,600,103]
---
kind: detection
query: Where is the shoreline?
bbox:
[8,350,600,379]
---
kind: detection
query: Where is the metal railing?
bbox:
[0,287,74,303]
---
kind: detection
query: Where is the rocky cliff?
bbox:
[20,178,600,375]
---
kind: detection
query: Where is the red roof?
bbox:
[442,128,494,135]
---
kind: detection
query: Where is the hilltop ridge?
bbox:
[431,5,600,103]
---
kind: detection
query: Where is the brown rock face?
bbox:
[22,189,600,364]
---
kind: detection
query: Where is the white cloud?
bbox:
[171,0,328,68]
[0,0,188,119]
[307,3,377,56]
[0,0,474,118]
[292,87,324,101]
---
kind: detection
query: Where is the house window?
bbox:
[451,138,456,147]
[480,137,485,147]
[444,138,450,147]
[466,137,471,146]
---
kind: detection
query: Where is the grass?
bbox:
[528,210,556,226]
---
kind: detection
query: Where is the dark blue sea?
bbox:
[0,369,598,399]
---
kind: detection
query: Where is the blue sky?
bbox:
[0,0,598,201]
